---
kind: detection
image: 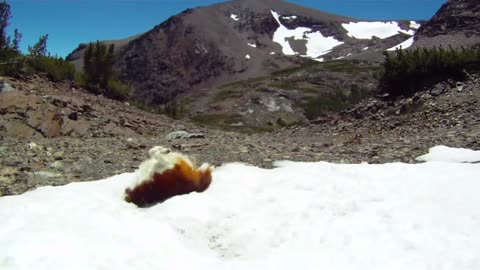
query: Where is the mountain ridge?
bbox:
[67,0,419,105]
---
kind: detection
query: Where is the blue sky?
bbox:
[7,0,446,58]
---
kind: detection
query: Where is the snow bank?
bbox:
[271,10,343,58]
[1,146,480,269]
[416,145,480,163]
[247,43,256,48]
[342,21,413,39]
[387,36,415,51]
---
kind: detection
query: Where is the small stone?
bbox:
[28,142,39,150]
[33,171,62,179]
[53,151,65,160]
[68,112,79,121]
[49,161,64,170]
[456,83,464,92]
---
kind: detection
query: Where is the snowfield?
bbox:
[1,146,480,270]
[387,36,415,51]
[271,10,344,58]
[342,21,414,39]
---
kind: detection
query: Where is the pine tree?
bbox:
[11,28,21,52]
[83,41,116,87]
[28,34,48,56]
[0,1,11,50]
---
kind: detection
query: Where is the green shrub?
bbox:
[380,46,480,98]
[26,56,76,81]
[0,48,23,76]
[299,91,348,120]
[106,79,130,98]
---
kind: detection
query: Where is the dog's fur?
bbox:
[125,146,213,207]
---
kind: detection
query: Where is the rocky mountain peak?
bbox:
[416,0,480,37]
[413,0,480,48]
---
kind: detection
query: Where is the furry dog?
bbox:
[125,146,213,207]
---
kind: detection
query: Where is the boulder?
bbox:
[166,130,205,140]
[0,82,14,93]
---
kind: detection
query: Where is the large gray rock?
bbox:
[166,130,205,140]
[0,82,14,93]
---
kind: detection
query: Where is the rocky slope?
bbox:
[413,0,480,48]
[1,72,478,197]
[67,0,419,105]
[177,59,381,131]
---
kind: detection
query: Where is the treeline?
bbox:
[380,46,480,98]
[0,1,129,100]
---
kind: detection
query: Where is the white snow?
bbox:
[362,46,369,51]
[283,15,297,20]
[342,21,414,39]
[416,145,480,163]
[247,43,257,48]
[270,51,276,55]
[245,54,250,59]
[271,10,344,58]
[1,146,480,270]
[410,21,421,29]
[230,14,239,21]
[387,36,415,51]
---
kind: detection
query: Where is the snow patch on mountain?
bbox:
[271,10,344,58]
[230,14,239,21]
[410,21,421,29]
[283,15,297,20]
[248,43,257,48]
[387,37,415,51]
[245,54,251,59]
[342,21,414,39]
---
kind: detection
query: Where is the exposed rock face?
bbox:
[416,0,480,37]
[414,0,480,48]
[67,0,418,106]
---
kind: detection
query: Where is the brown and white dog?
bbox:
[125,146,214,207]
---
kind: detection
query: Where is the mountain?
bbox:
[67,0,420,105]
[413,0,480,48]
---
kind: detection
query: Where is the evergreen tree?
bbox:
[11,28,21,52]
[28,34,48,56]
[0,0,11,50]
[380,46,480,98]
[83,41,115,87]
